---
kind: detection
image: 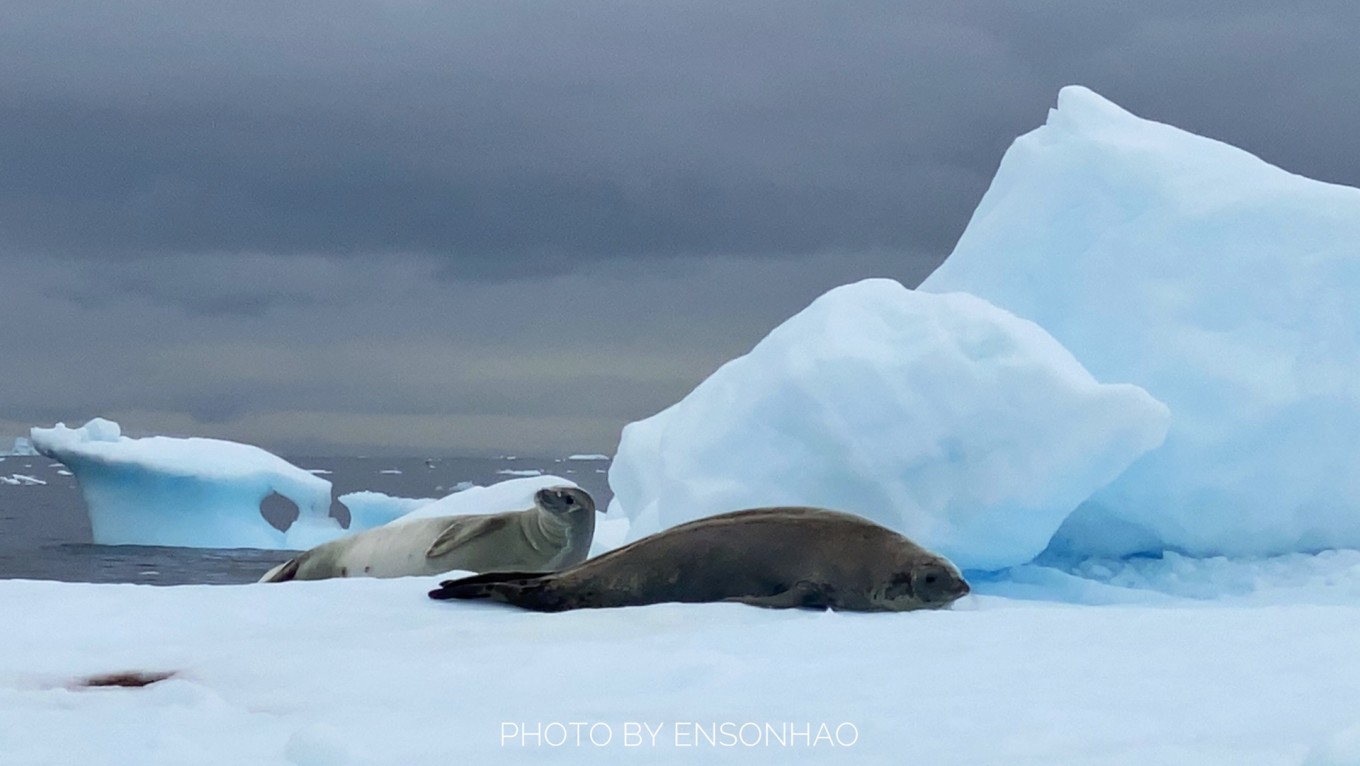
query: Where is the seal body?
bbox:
[261,486,595,582]
[428,507,968,612]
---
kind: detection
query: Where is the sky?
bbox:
[3,1,1359,456]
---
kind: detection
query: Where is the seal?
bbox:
[260,485,596,582]
[427,507,968,612]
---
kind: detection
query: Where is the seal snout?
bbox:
[942,571,971,603]
[910,562,972,608]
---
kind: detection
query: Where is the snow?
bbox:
[589,514,632,557]
[920,85,1360,559]
[608,279,1168,571]
[2,574,1359,765]
[1307,722,1360,766]
[29,418,337,549]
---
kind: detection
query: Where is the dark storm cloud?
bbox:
[11,1,1355,273]
[0,249,914,454]
[4,1,1360,454]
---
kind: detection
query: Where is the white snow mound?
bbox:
[608,279,1168,571]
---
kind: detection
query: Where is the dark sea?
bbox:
[0,454,612,586]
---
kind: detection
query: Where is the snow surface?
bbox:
[29,419,338,549]
[3,572,1359,766]
[1307,722,1360,766]
[609,279,1168,571]
[921,86,1360,559]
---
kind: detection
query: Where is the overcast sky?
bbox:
[3,1,1358,456]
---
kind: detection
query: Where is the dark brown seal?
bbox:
[428,507,968,612]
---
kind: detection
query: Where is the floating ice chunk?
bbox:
[608,279,1168,571]
[337,491,436,530]
[30,418,333,549]
[922,85,1360,558]
[567,453,610,461]
[283,516,346,551]
[495,468,543,477]
[4,437,38,456]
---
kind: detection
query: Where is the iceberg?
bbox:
[921,86,1360,558]
[30,418,338,549]
[336,491,435,530]
[4,436,38,456]
[608,279,1168,571]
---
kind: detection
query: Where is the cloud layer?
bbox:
[3,1,1357,453]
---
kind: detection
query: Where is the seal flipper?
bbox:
[425,516,512,559]
[728,580,834,610]
[427,570,569,612]
[259,556,302,583]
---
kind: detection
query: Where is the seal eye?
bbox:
[913,566,957,604]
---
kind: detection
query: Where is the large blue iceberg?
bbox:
[610,85,1360,572]
[921,86,1360,559]
[607,280,1169,571]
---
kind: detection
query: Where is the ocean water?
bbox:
[0,454,612,586]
